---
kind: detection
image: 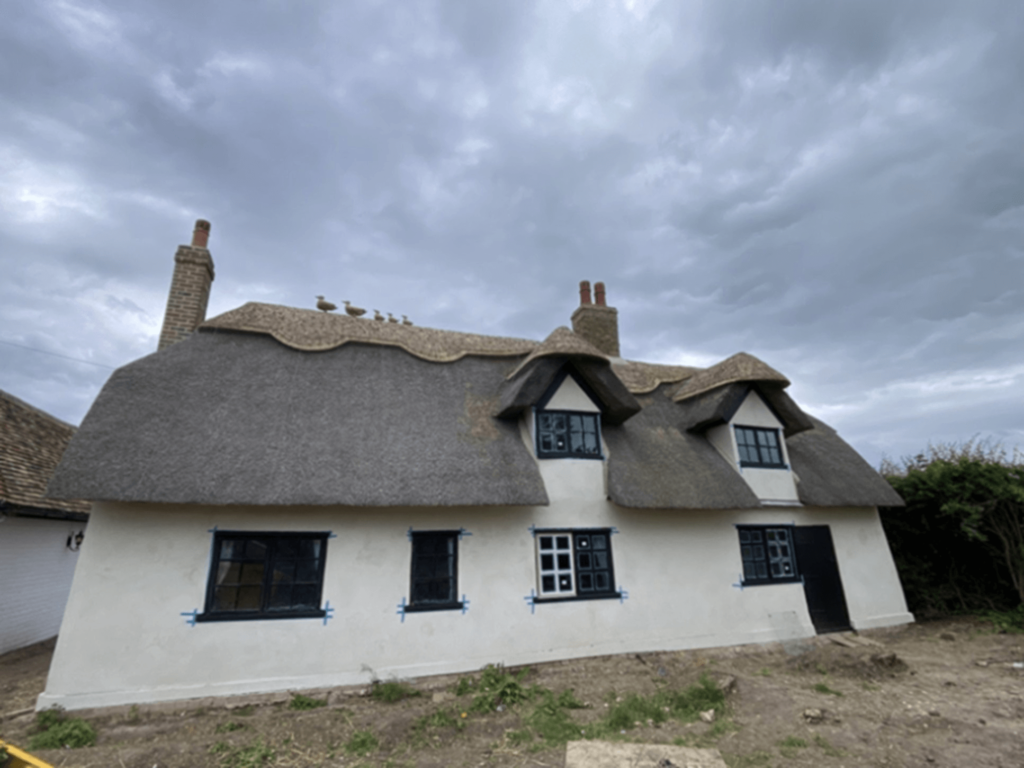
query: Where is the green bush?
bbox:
[469,665,533,712]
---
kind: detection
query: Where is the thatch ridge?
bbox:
[672,352,789,402]
[202,302,537,361]
[505,326,607,379]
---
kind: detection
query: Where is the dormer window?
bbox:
[735,426,786,468]
[536,411,602,459]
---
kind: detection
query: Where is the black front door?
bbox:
[793,526,851,634]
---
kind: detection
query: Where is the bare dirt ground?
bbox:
[2,617,1022,768]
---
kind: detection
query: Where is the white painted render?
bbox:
[41,486,912,710]
[543,374,601,412]
[707,391,800,504]
[0,515,84,655]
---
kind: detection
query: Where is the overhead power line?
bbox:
[0,338,118,370]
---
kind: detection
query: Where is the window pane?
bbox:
[593,552,608,569]
[272,562,296,584]
[539,536,553,550]
[594,572,610,591]
[239,563,265,585]
[556,536,570,550]
[557,553,571,569]
[577,552,592,569]
[558,574,573,591]
[750,531,762,543]
[756,562,767,578]
[217,562,241,586]
[296,560,319,582]
[579,573,593,591]
[540,553,554,570]
[290,585,318,609]
[542,575,555,592]
[591,535,606,550]
[742,561,758,580]
[236,586,262,610]
[576,536,590,549]
[214,586,239,611]
[244,540,268,560]
[269,584,293,608]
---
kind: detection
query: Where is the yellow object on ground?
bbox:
[0,739,56,768]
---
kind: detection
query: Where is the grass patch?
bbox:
[209,739,274,768]
[371,679,422,703]
[215,721,247,733]
[755,667,773,677]
[288,693,327,710]
[814,733,844,757]
[28,707,97,750]
[233,705,255,717]
[345,730,379,756]
[465,665,534,713]
[812,682,844,696]
[602,675,725,733]
[778,735,808,758]
[523,691,587,744]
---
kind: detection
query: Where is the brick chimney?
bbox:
[158,220,215,351]
[570,280,620,357]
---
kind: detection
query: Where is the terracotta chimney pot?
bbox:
[579,280,592,305]
[191,219,212,249]
[594,281,607,307]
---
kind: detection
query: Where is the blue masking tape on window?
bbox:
[618,587,629,604]
[180,609,198,626]
[207,526,218,533]
[322,600,335,626]
[732,576,745,590]
[406,526,414,542]
[461,595,470,614]
[528,525,538,538]
[328,532,337,539]
[523,589,537,614]
[609,527,619,535]
[396,596,407,623]
[458,528,472,540]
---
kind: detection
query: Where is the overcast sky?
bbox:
[2,0,1022,470]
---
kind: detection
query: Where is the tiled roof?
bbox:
[0,390,89,516]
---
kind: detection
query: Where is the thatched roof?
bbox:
[673,352,789,401]
[1,390,89,520]
[496,356,641,425]
[679,382,814,438]
[506,326,607,378]
[787,417,905,507]
[48,332,548,507]
[604,387,762,509]
[49,302,899,510]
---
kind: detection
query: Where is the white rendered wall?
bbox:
[0,515,85,655]
[41,496,911,710]
[708,392,800,504]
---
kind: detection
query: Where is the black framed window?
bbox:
[536,411,602,459]
[735,426,785,468]
[407,531,462,612]
[198,531,328,622]
[737,526,799,585]
[536,529,616,601]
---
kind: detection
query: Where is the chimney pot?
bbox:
[579,280,592,305]
[191,219,212,248]
[594,281,607,307]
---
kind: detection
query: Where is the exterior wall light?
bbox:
[67,530,84,551]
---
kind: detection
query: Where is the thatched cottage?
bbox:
[41,221,911,711]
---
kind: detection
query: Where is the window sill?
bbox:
[404,602,464,613]
[536,453,604,460]
[739,462,789,470]
[195,609,327,623]
[532,592,621,604]
[739,578,801,587]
